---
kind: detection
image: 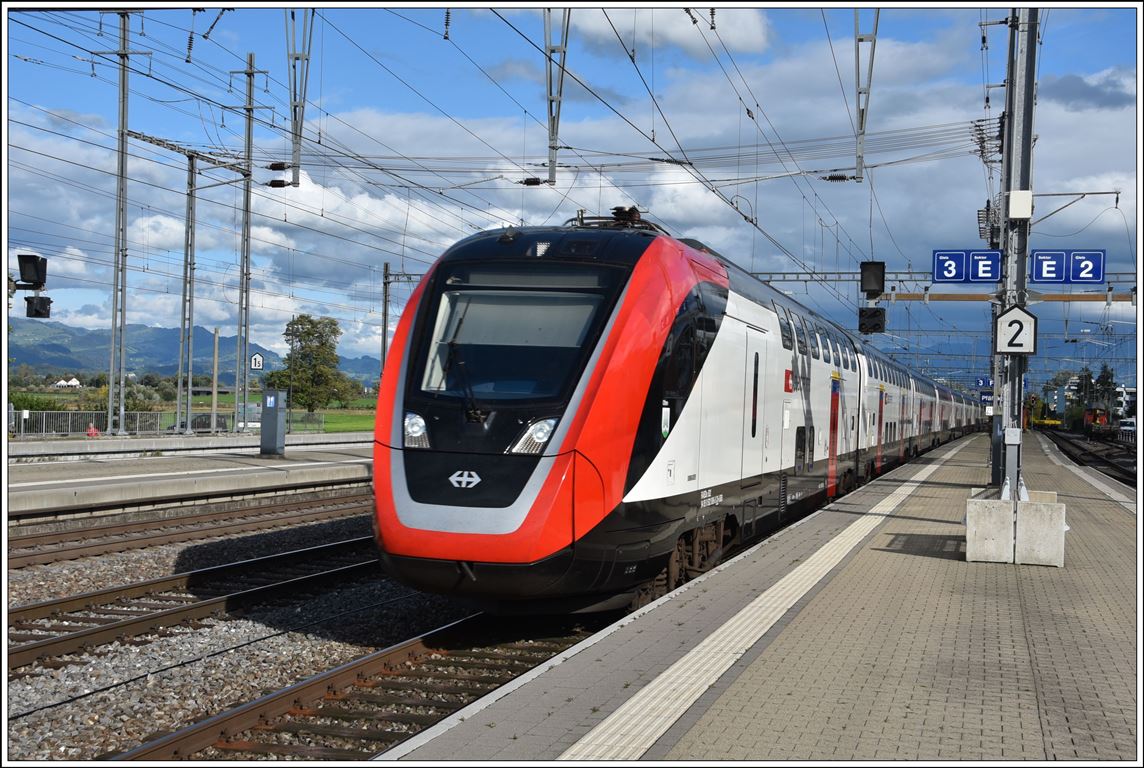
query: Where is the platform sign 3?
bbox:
[995,306,1037,355]
[1029,249,1105,283]
[932,251,966,282]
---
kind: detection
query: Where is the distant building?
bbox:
[190,386,233,396]
[53,378,82,388]
[1115,385,1137,417]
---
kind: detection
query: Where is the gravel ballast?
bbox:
[6,516,474,760]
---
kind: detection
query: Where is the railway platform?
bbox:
[385,432,1139,762]
[6,438,373,517]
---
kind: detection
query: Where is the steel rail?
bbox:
[8,538,379,671]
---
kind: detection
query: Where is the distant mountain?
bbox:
[6,318,381,383]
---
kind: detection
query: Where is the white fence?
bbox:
[8,410,324,437]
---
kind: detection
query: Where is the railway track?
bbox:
[8,538,380,673]
[7,493,373,568]
[1041,429,1136,487]
[105,613,608,760]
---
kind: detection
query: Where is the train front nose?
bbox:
[373,241,636,603]
[376,447,606,601]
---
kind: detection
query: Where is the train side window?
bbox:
[805,318,820,359]
[663,324,696,400]
[793,314,808,356]
[751,352,759,438]
[806,426,815,469]
[773,302,793,350]
[818,326,832,364]
[866,355,873,377]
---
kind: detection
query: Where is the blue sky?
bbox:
[4,5,1140,392]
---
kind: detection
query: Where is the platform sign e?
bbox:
[1030,250,1066,283]
[968,251,1001,282]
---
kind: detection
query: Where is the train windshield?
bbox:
[416,262,626,403]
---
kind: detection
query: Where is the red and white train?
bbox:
[372,209,984,612]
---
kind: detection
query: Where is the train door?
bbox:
[876,385,885,473]
[740,327,767,487]
[827,372,841,498]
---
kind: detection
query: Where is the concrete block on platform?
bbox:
[1015,500,1066,567]
[965,498,1014,563]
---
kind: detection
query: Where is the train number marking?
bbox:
[700,488,724,509]
[449,470,482,489]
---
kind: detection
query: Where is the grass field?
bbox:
[13,386,377,433]
[319,411,376,432]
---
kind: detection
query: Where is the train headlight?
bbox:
[509,417,558,454]
[403,412,430,449]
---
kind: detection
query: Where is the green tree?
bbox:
[10,363,38,387]
[79,385,108,411]
[1094,364,1116,410]
[9,392,65,411]
[330,376,364,408]
[1075,366,1094,408]
[263,314,354,413]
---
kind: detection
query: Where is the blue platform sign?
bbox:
[975,376,994,388]
[968,251,1002,282]
[980,392,994,405]
[1069,250,1105,283]
[933,251,966,282]
[933,250,1001,283]
[1030,250,1066,283]
[1030,249,1105,283]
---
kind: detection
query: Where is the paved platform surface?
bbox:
[6,443,373,516]
[386,433,1139,762]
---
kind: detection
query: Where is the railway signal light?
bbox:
[25,295,51,318]
[860,260,885,298]
[17,253,47,290]
[858,307,885,334]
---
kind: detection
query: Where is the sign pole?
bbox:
[998,8,1039,493]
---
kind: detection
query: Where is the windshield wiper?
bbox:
[437,302,486,421]
[450,344,486,423]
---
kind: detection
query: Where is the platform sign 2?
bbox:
[1029,249,1105,284]
[932,250,1001,282]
